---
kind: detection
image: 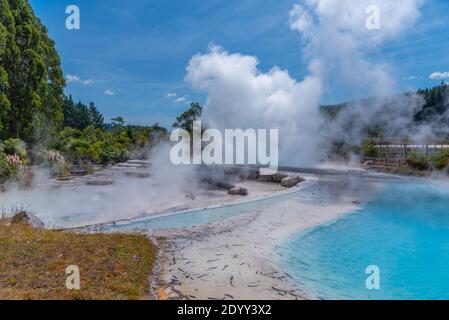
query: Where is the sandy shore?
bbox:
[154,176,361,300]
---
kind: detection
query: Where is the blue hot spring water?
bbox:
[279,181,449,300]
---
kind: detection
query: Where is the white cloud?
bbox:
[429,72,449,80]
[289,4,312,33]
[166,93,177,98]
[66,74,81,83]
[175,96,187,103]
[66,74,95,85]
[104,90,115,96]
[402,76,416,80]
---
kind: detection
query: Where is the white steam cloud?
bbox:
[186,45,324,165]
[0,144,201,228]
[186,0,426,166]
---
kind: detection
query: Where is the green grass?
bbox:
[0,221,157,300]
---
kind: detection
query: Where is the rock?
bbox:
[228,187,249,196]
[116,163,143,168]
[70,168,88,176]
[206,178,236,190]
[238,169,259,180]
[185,192,196,200]
[127,160,151,168]
[272,173,288,183]
[124,170,150,178]
[84,179,114,186]
[280,176,305,188]
[11,211,45,229]
[256,175,274,183]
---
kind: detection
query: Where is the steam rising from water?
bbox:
[186,0,427,166]
[1,144,201,227]
[2,0,446,226]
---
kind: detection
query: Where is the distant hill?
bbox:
[415,83,449,134]
[321,82,449,139]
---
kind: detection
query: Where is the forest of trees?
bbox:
[323,82,449,136]
[62,95,104,130]
[0,0,65,143]
[415,82,449,123]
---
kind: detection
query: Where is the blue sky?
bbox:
[30,0,449,127]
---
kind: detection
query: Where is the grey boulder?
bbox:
[11,211,45,229]
[228,187,249,196]
[280,176,305,188]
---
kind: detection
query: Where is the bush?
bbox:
[3,138,27,161]
[57,126,131,165]
[0,152,18,183]
[362,140,378,158]
[99,141,127,164]
[406,151,429,171]
[431,149,449,170]
[39,149,72,177]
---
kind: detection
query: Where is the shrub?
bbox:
[0,152,18,183]
[431,149,449,170]
[39,149,72,177]
[406,151,429,171]
[3,138,27,161]
[99,141,127,164]
[362,140,378,158]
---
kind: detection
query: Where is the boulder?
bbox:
[127,160,151,168]
[84,179,114,186]
[280,176,305,188]
[116,163,143,168]
[124,170,150,178]
[256,175,274,183]
[11,211,45,229]
[239,169,259,180]
[228,187,249,196]
[205,178,236,190]
[272,173,288,183]
[185,192,196,200]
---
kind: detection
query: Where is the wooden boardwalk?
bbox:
[365,137,449,166]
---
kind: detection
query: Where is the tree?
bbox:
[62,95,104,130]
[111,116,125,127]
[415,82,449,123]
[172,102,202,133]
[0,0,65,142]
[0,1,12,140]
[362,140,378,158]
[88,102,104,128]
